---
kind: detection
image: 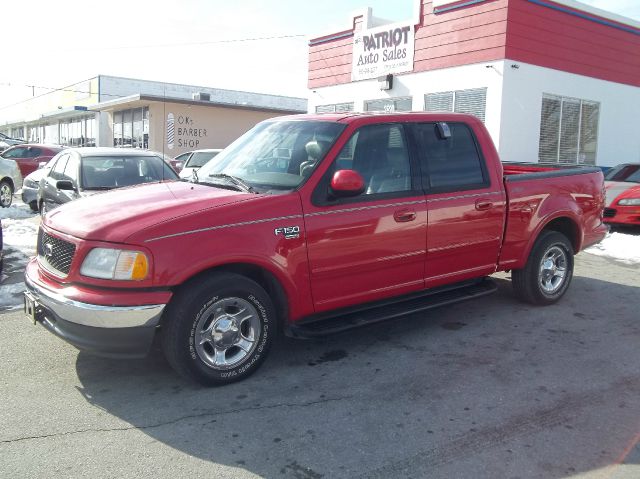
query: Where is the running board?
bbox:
[287,279,497,338]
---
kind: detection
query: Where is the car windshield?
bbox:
[81,155,178,190]
[186,151,219,169]
[196,120,346,191]
[605,164,640,183]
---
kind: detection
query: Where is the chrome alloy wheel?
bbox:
[194,297,261,370]
[0,183,12,207]
[538,245,568,294]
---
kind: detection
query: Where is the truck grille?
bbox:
[37,229,76,276]
[603,208,617,218]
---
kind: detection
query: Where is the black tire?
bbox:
[512,231,574,305]
[29,200,38,212]
[0,180,13,208]
[161,272,277,386]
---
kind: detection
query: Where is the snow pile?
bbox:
[0,204,35,220]
[585,232,640,265]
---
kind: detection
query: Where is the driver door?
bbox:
[303,123,427,313]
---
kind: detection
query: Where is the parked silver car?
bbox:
[0,154,23,207]
[21,158,55,211]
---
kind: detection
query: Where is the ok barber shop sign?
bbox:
[352,22,415,81]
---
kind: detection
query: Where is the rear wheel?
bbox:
[161,273,277,386]
[512,231,574,305]
[28,200,38,212]
[0,180,13,208]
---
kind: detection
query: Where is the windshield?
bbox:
[81,155,178,190]
[605,164,640,183]
[186,151,220,169]
[196,120,345,191]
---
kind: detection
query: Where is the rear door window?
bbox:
[413,122,489,192]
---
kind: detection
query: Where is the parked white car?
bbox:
[178,149,222,180]
[0,155,23,207]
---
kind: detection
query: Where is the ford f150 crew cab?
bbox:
[24,113,608,385]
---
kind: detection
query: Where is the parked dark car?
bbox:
[37,148,178,215]
[0,144,64,178]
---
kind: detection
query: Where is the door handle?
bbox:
[394,210,416,222]
[475,200,493,211]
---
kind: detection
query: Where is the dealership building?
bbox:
[308,0,640,167]
[0,75,306,157]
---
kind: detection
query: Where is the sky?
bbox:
[0,0,638,118]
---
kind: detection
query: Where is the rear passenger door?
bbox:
[412,122,506,288]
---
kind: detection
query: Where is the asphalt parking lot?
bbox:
[1,249,639,478]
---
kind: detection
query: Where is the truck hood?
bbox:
[604,181,640,206]
[44,181,253,242]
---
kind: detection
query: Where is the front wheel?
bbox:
[161,273,277,386]
[0,180,13,208]
[512,231,574,305]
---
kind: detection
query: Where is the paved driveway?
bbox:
[1,253,639,478]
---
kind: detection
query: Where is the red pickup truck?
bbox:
[24,113,607,385]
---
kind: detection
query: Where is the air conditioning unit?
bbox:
[192,92,211,101]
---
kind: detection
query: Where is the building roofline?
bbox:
[97,74,307,104]
[90,93,306,114]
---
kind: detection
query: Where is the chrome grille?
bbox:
[38,229,76,276]
[603,208,617,218]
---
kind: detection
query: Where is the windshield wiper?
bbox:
[208,173,256,193]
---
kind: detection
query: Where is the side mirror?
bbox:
[38,161,47,169]
[329,169,365,198]
[56,180,75,191]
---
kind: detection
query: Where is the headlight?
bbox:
[80,248,149,281]
[618,198,640,206]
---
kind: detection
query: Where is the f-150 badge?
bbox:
[274,226,300,239]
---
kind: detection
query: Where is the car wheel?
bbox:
[29,200,38,212]
[161,272,277,386]
[0,181,13,208]
[512,231,574,305]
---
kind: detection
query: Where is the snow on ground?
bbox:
[1,201,38,310]
[585,232,640,265]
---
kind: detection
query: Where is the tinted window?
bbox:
[50,155,69,181]
[2,147,28,159]
[27,147,42,158]
[80,155,177,189]
[414,123,487,191]
[332,123,412,196]
[63,155,80,182]
[605,164,640,183]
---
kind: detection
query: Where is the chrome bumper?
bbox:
[25,275,166,329]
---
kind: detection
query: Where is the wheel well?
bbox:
[541,217,579,253]
[0,177,14,190]
[173,263,290,325]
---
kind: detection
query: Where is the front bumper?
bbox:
[603,206,640,226]
[21,186,37,206]
[25,259,169,358]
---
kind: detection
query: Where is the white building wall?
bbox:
[309,60,507,149]
[499,61,640,167]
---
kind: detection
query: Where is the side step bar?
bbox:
[287,278,497,338]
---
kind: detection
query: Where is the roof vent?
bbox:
[192,92,211,101]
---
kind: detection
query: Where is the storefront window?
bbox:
[113,107,149,149]
[113,112,123,147]
[424,88,487,123]
[44,124,59,144]
[123,110,133,147]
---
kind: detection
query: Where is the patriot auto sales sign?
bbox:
[351,22,415,81]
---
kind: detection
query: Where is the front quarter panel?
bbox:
[129,193,313,320]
